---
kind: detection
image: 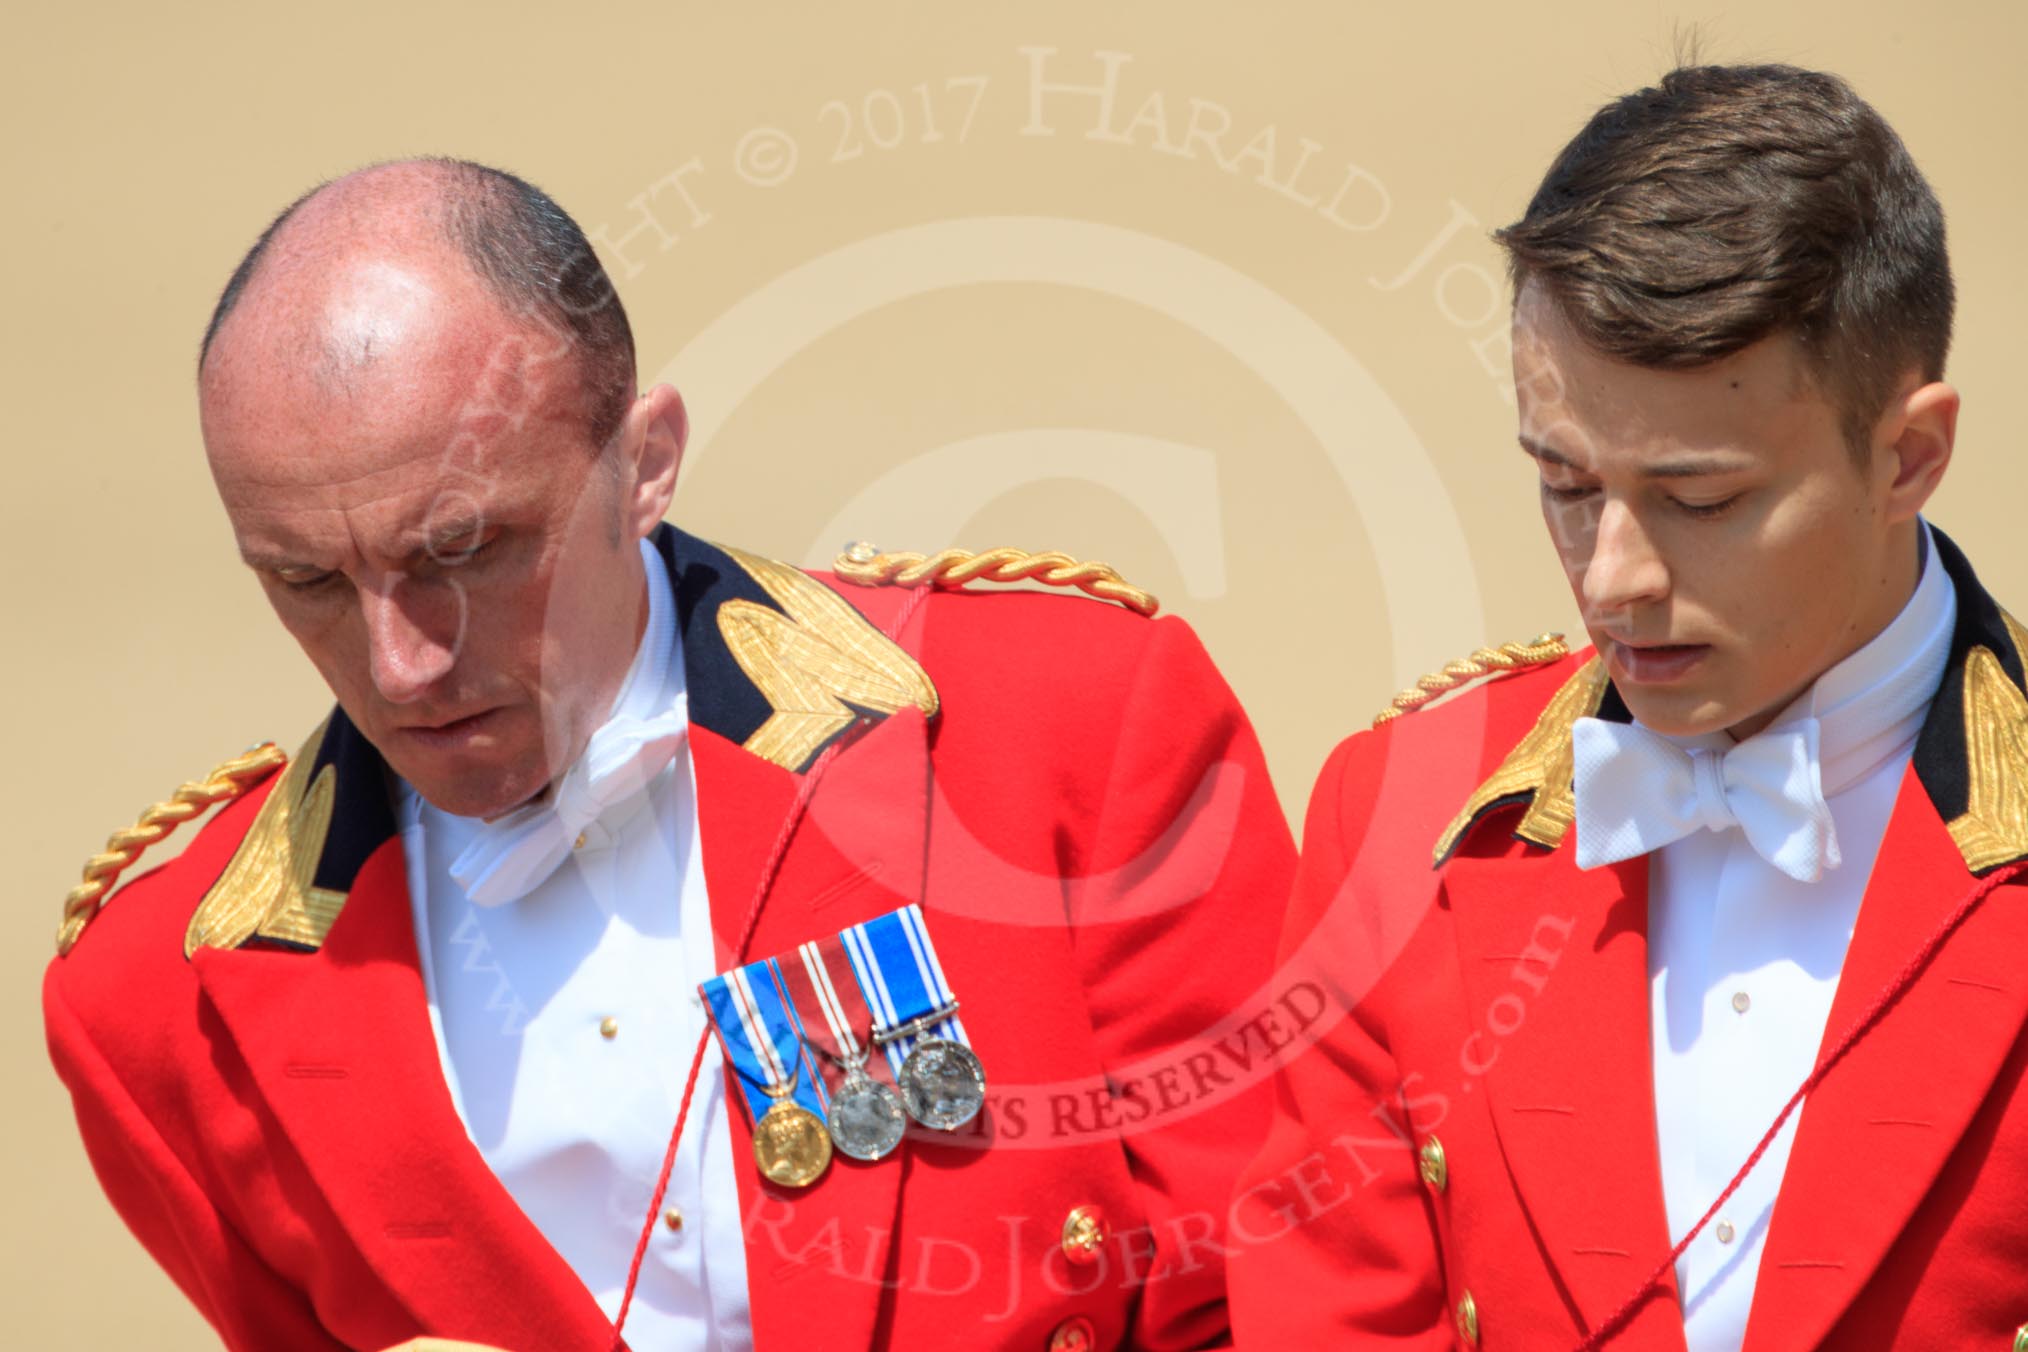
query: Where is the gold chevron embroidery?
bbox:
[718,546,940,773]
[1945,612,2028,873]
[184,721,346,958]
[1432,657,1610,866]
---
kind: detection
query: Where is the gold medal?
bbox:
[752,1084,833,1188]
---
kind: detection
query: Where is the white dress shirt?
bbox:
[399,538,751,1351]
[1643,524,1956,1350]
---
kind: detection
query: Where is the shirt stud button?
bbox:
[575,832,589,850]
[599,1016,620,1040]
[1716,1219,1736,1244]
[1731,991,1751,1014]
[663,1206,684,1232]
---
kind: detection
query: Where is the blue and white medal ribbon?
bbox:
[701,957,830,1120]
[841,905,966,1071]
[841,904,985,1130]
[701,958,835,1186]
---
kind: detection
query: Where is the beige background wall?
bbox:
[5,1,2022,1343]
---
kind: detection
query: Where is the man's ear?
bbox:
[1873,375,1957,524]
[618,384,688,537]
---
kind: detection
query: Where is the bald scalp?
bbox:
[199,158,635,449]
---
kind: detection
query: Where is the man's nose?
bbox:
[1582,498,1671,616]
[359,575,461,703]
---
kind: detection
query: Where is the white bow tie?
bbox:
[450,697,690,907]
[1570,715,1842,883]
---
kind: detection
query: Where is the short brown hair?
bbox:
[1495,64,1953,453]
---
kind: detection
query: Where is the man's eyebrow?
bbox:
[1518,435,1575,469]
[238,523,490,572]
[1518,436,1754,478]
[238,547,314,571]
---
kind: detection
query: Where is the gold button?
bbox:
[663,1206,683,1232]
[1732,990,1751,1014]
[599,1016,620,1039]
[1455,1290,1479,1346]
[575,832,589,850]
[1046,1315,1096,1352]
[1418,1136,1449,1194]
[1061,1204,1107,1265]
[1716,1219,1736,1245]
[2013,1323,2028,1352]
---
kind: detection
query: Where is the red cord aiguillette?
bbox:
[608,583,930,1350]
[1572,858,2027,1351]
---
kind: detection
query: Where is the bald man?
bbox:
[43,160,1296,1352]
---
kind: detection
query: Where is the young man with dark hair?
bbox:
[1229,65,2028,1349]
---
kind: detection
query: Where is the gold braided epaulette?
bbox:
[1372,633,1570,728]
[832,543,1159,617]
[55,743,288,956]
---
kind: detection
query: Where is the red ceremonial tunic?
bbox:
[46,525,1297,1352]
[1228,530,2028,1350]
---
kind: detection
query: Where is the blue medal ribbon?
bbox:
[700,956,830,1123]
[702,905,968,1112]
[840,903,971,1079]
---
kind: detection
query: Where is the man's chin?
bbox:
[407,775,548,821]
[382,747,549,821]
[1612,686,1741,740]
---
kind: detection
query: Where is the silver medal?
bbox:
[826,1061,908,1161]
[897,1037,987,1131]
